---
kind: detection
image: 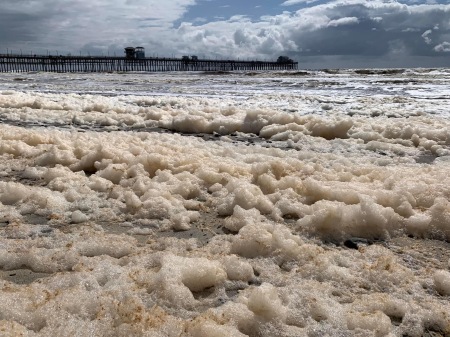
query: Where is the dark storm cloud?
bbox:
[0,13,44,43]
[292,17,440,58]
[286,2,450,59]
[0,1,58,51]
[292,19,382,56]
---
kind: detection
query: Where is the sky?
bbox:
[1,0,450,68]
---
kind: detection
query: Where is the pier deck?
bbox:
[0,55,297,73]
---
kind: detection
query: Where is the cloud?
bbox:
[228,15,251,23]
[200,1,450,64]
[1,0,450,68]
[282,0,321,5]
[434,41,450,52]
[422,29,433,44]
[157,0,450,67]
[0,0,197,53]
[327,17,360,27]
[193,17,208,23]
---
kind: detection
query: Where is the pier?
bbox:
[0,54,298,73]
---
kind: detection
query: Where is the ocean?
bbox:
[0,69,449,336]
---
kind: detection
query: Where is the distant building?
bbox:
[181,55,198,62]
[124,47,146,59]
[277,56,294,64]
[125,47,136,59]
[135,47,145,59]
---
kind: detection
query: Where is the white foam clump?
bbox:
[247,283,287,321]
[171,211,201,231]
[347,311,392,336]
[428,197,450,240]
[148,254,227,308]
[0,181,69,214]
[231,220,322,263]
[71,210,89,223]
[297,196,402,240]
[218,180,273,216]
[0,181,31,205]
[0,225,136,273]
[259,114,353,141]
[224,205,263,232]
[434,270,450,296]
[221,255,254,282]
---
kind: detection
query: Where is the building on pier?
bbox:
[124,47,136,59]
[125,47,145,59]
[135,47,145,59]
[277,56,294,64]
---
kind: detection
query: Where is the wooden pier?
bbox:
[0,54,297,73]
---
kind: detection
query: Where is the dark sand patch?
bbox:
[387,236,450,271]
[0,269,51,285]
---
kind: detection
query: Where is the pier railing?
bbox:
[0,54,298,73]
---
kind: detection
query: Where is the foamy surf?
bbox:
[0,70,449,337]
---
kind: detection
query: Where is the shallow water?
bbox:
[0,69,449,336]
